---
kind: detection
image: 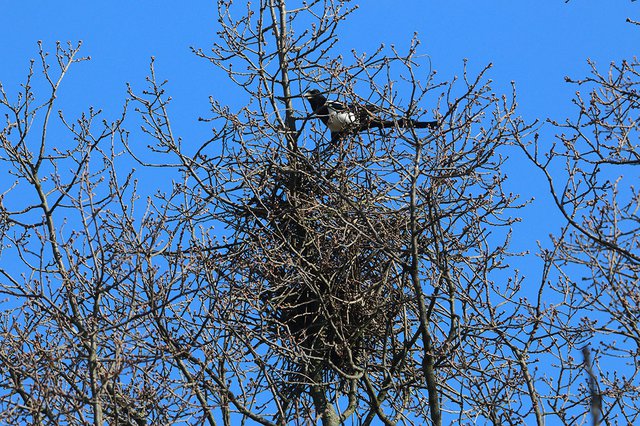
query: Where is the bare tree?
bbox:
[1,1,637,425]
[519,55,640,425]
[128,1,529,424]
[0,42,164,425]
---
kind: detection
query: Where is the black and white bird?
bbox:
[303,88,437,143]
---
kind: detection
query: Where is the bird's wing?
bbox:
[353,102,382,123]
[361,103,382,113]
[325,100,349,111]
[328,100,380,114]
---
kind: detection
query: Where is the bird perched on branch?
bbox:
[303,88,438,143]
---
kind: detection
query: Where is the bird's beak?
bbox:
[301,87,314,98]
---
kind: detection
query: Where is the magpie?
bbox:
[303,88,437,143]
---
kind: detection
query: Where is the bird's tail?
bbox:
[401,118,438,129]
[374,118,438,129]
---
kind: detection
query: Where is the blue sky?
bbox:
[3,1,637,125]
[1,1,638,263]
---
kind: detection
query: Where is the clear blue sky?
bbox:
[1,1,638,275]
[2,1,637,127]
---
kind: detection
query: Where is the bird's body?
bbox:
[325,101,358,132]
[303,89,437,143]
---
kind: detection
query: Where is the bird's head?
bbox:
[302,88,322,100]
